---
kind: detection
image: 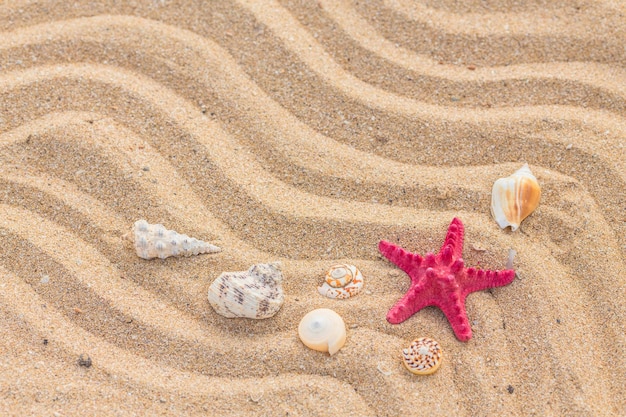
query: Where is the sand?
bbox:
[0,0,625,415]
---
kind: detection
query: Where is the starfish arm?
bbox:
[439,217,465,262]
[461,268,516,296]
[436,293,473,342]
[386,284,434,324]
[379,240,424,278]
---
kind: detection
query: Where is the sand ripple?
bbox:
[0,2,624,416]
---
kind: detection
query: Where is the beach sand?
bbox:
[0,0,625,415]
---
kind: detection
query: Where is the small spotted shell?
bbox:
[402,337,443,375]
[128,220,221,259]
[298,308,346,355]
[318,264,364,299]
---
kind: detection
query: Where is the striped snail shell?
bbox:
[402,337,443,375]
[298,308,346,355]
[318,264,364,299]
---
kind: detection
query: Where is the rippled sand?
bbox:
[0,1,624,415]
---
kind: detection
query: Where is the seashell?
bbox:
[128,219,221,259]
[506,248,516,270]
[298,308,346,355]
[318,264,364,299]
[401,337,443,375]
[208,262,284,319]
[491,164,541,231]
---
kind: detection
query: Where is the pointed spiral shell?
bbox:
[298,308,346,355]
[402,337,443,375]
[317,264,364,299]
[129,219,221,259]
[490,164,541,231]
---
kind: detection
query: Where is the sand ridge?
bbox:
[0,1,624,416]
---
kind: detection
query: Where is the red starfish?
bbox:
[379,218,515,341]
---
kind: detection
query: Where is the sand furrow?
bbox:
[238,0,626,122]
[382,0,624,36]
[0,204,235,347]
[0,111,389,285]
[1,16,624,197]
[316,0,626,92]
[3,11,626,119]
[0,1,624,415]
[2,54,620,250]
[0,64,497,230]
[355,0,626,66]
[0,15,622,163]
[3,64,620,267]
[0,265,376,416]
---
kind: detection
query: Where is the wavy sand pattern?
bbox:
[0,1,624,416]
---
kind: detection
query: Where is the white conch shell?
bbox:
[128,219,221,259]
[490,164,541,231]
[208,262,285,319]
[318,264,364,299]
[298,308,346,355]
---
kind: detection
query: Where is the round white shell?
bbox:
[318,264,364,299]
[208,263,285,319]
[490,164,541,231]
[298,308,346,355]
[130,219,221,259]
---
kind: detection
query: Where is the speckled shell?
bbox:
[298,308,346,355]
[318,264,364,299]
[491,164,541,231]
[402,337,443,375]
[129,220,221,259]
[208,263,285,319]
